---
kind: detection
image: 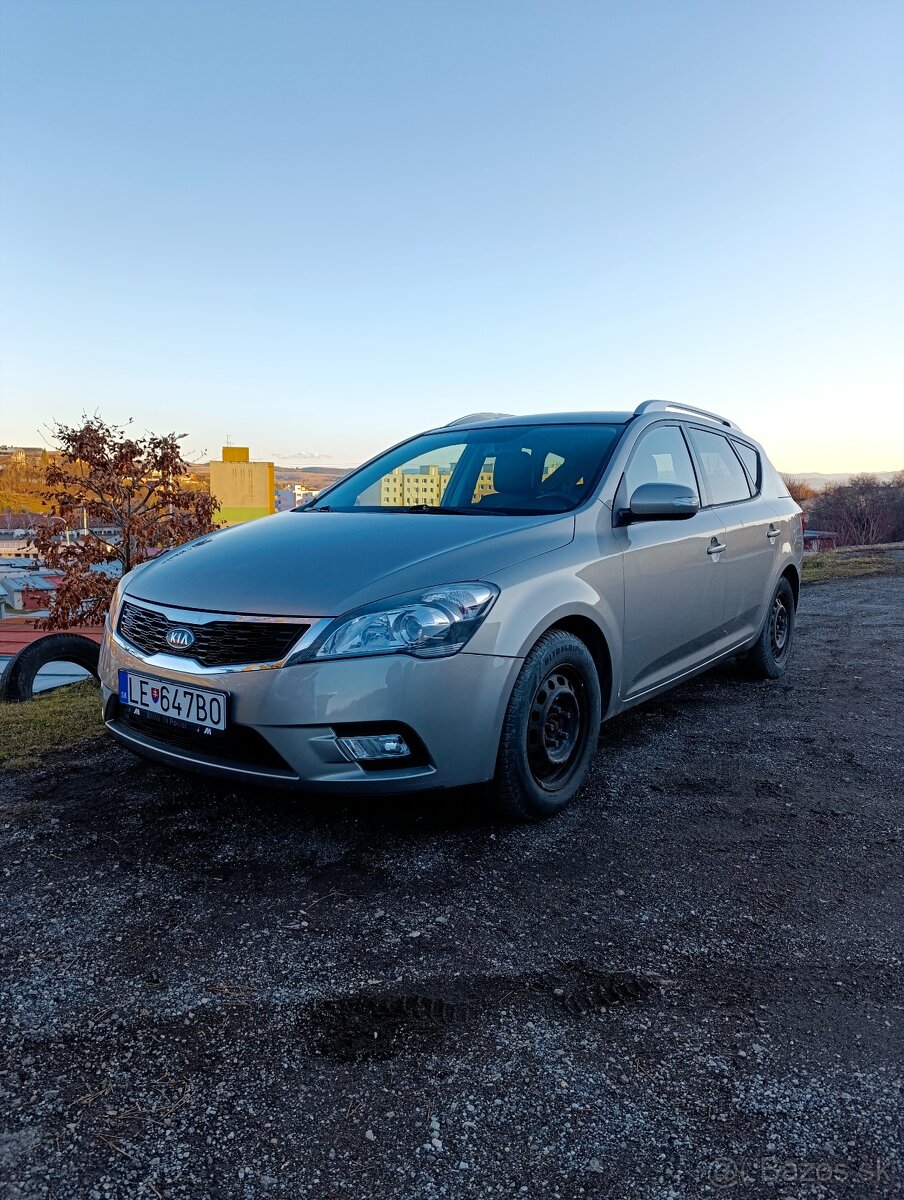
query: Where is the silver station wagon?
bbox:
[101,401,803,819]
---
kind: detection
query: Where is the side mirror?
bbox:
[628,482,699,521]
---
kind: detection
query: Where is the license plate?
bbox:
[118,670,228,732]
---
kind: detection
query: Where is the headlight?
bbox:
[305,582,499,661]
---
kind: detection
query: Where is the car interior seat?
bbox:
[479,447,537,508]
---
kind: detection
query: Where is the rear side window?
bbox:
[732,439,761,491]
[624,424,699,500]
[687,428,752,506]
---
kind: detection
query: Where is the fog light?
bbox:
[337,733,411,762]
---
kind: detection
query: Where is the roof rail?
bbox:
[633,400,736,429]
[445,412,513,426]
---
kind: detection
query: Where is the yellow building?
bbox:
[209,447,275,525]
[380,465,496,507]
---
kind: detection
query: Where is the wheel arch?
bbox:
[546,614,614,715]
[781,563,801,608]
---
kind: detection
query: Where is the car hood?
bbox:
[127,510,575,617]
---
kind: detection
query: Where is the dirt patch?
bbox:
[1,569,903,1199]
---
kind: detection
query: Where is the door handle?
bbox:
[767,524,780,540]
[707,539,727,556]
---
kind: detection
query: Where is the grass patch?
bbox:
[0,680,104,769]
[803,552,897,583]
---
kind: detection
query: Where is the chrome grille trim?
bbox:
[115,597,321,670]
[123,595,315,625]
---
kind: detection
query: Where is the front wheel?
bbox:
[491,630,602,820]
[744,577,796,679]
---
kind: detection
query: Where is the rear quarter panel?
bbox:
[760,453,804,599]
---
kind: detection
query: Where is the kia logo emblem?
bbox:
[166,627,195,650]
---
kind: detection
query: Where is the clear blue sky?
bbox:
[1,0,901,472]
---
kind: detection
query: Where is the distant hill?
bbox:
[781,471,899,489]
[180,461,352,492]
[274,466,351,491]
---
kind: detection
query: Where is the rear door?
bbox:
[684,425,779,645]
[615,422,730,699]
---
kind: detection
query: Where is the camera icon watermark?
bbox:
[707,1159,740,1188]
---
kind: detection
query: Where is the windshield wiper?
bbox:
[458,506,552,515]
[402,504,513,515]
[402,504,544,516]
[302,503,546,515]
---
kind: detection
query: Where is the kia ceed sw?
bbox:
[101,402,803,819]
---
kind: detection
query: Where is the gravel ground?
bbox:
[1,572,902,1200]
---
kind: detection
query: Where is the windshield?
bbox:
[303,423,624,515]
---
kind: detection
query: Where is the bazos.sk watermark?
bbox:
[707,1155,893,1190]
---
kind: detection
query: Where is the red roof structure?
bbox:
[0,617,102,656]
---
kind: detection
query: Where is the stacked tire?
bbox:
[0,634,100,703]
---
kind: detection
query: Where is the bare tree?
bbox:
[781,474,818,504]
[31,417,219,628]
[810,473,904,546]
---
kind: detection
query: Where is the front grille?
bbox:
[118,601,308,668]
[110,699,295,773]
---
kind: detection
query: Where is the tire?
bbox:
[744,577,796,680]
[0,633,100,703]
[491,629,602,820]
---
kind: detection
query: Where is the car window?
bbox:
[363,444,467,508]
[687,428,752,505]
[624,425,699,500]
[310,423,623,515]
[468,449,580,504]
[469,456,504,504]
[732,439,761,491]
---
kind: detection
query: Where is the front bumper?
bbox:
[100,625,522,792]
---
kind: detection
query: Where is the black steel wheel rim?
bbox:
[770,595,789,659]
[526,667,589,790]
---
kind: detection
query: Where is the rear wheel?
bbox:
[491,630,601,820]
[744,577,796,679]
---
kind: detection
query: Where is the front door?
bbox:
[614,423,731,699]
